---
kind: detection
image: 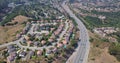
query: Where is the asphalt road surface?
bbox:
[0,21,69,51]
[61,1,90,63]
[0,1,90,63]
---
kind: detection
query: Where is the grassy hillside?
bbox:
[80,11,120,29]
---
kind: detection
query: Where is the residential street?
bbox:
[0,1,90,63]
[0,21,69,51]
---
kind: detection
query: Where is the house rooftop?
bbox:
[7,55,14,62]
[29,51,34,57]
[37,50,42,55]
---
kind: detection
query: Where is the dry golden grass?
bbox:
[0,24,24,44]
[12,15,29,24]
[88,30,120,63]
[0,15,29,44]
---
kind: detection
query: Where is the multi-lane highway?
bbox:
[61,1,90,63]
[0,1,90,63]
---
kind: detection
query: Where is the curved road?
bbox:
[0,21,69,51]
[0,1,90,63]
[61,1,90,63]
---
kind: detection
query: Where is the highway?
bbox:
[61,1,90,63]
[0,1,90,63]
